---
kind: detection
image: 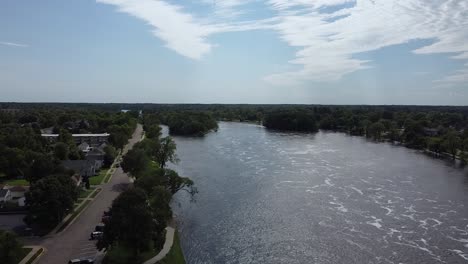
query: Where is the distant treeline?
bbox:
[144,111,218,136]
[1,103,468,161]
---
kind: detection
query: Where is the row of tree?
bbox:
[145,111,218,136]
[98,117,194,263]
[261,107,468,161]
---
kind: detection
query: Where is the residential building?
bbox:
[42,133,110,146]
[0,188,11,203]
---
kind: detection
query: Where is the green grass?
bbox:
[1,178,29,186]
[14,247,32,264]
[56,200,91,233]
[158,230,186,264]
[89,169,109,185]
[104,168,114,183]
[90,188,101,198]
[78,187,95,199]
[24,248,43,264]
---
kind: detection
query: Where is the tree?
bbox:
[163,169,196,195]
[103,145,117,168]
[368,122,385,141]
[134,167,165,195]
[99,188,153,257]
[24,174,77,230]
[28,154,57,183]
[427,137,443,154]
[121,148,149,177]
[54,142,69,160]
[155,137,179,169]
[0,230,23,264]
[442,130,460,159]
[145,124,161,139]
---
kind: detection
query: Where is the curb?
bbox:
[19,246,45,264]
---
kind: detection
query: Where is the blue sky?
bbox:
[1,0,467,105]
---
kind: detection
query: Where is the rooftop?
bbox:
[41,133,110,137]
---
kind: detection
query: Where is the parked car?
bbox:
[90,231,103,240]
[95,223,105,232]
[68,258,94,264]
[101,215,110,223]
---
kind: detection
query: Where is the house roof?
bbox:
[9,186,27,192]
[78,142,90,151]
[61,160,96,177]
[41,133,110,137]
[87,147,105,156]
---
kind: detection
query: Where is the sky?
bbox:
[1,0,467,105]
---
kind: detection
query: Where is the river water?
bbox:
[168,122,468,264]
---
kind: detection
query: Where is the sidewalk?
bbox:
[142,224,175,264]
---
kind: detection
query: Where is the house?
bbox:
[0,188,11,203]
[61,160,98,185]
[78,142,91,153]
[86,147,105,170]
[41,133,110,146]
[8,186,28,199]
[423,127,440,137]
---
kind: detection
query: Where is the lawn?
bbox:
[158,230,186,264]
[14,247,32,263]
[78,187,95,199]
[1,178,29,186]
[89,169,109,185]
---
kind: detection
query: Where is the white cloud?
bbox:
[97,0,221,59]
[0,41,28,47]
[264,0,468,85]
[98,0,468,87]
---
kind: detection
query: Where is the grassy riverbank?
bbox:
[158,230,185,264]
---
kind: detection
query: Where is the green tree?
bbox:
[121,148,149,177]
[54,142,69,160]
[99,188,153,257]
[163,169,196,195]
[155,137,179,169]
[0,230,23,264]
[103,145,117,168]
[442,130,460,159]
[145,124,162,139]
[427,137,443,154]
[28,154,57,183]
[24,174,78,230]
[368,122,385,141]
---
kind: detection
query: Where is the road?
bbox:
[35,124,143,264]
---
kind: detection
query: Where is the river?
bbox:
[168,122,468,264]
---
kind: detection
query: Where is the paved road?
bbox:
[35,124,143,264]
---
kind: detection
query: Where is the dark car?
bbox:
[95,223,105,232]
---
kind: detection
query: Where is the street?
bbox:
[33,124,143,264]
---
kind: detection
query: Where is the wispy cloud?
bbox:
[264,0,468,85]
[0,41,28,47]
[97,0,273,59]
[98,0,468,87]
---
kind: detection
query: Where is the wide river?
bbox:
[168,122,468,264]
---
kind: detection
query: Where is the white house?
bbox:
[0,188,11,203]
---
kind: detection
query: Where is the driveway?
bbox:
[33,124,143,264]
